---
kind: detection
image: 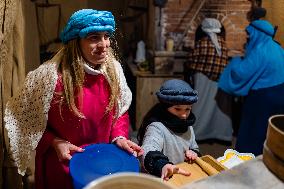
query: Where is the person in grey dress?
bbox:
[137,79,200,180]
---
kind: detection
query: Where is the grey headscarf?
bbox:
[201,18,222,56]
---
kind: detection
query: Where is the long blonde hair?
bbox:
[51,39,120,118]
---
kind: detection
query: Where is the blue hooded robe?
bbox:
[218,20,284,155]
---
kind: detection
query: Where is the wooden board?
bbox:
[167,155,227,187]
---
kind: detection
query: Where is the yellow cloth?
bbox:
[217,149,255,169]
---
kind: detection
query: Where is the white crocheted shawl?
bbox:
[4,59,132,176]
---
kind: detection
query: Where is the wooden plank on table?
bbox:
[167,155,226,187]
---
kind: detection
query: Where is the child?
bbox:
[137,79,201,180]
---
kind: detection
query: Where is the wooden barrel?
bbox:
[266,115,284,159]
[263,114,284,181]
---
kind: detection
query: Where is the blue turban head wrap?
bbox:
[245,20,275,53]
[156,79,198,105]
[218,19,284,96]
[60,9,115,44]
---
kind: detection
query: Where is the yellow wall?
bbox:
[36,0,88,45]
[263,0,284,46]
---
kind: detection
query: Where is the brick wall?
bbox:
[162,0,252,56]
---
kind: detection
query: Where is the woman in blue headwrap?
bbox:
[4,9,143,189]
[218,20,284,156]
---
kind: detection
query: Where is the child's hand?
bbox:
[52,137,84,161]
[115,138,144,157]
[185,150,198,162]
[161,164,191,181]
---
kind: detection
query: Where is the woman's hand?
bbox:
[115,138,144,157]
[185,150,198,162]
[161,164,191,181]
[52,137,84,161]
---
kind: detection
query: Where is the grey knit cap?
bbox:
[156,79,198,105]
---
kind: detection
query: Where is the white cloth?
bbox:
[192,72,233,141]
[135,40,146,63]
[201,18,222,56]
[4,58,132,176]
[181,156,284,189]
[83,63,102,75]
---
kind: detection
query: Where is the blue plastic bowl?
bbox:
[70,143,140,189]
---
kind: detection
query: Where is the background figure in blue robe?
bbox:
[218,20,284,156]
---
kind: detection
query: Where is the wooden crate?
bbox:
[127,62,183,129]
[149,50,188,74]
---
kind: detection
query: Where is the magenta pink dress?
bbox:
[35,73,130,189]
